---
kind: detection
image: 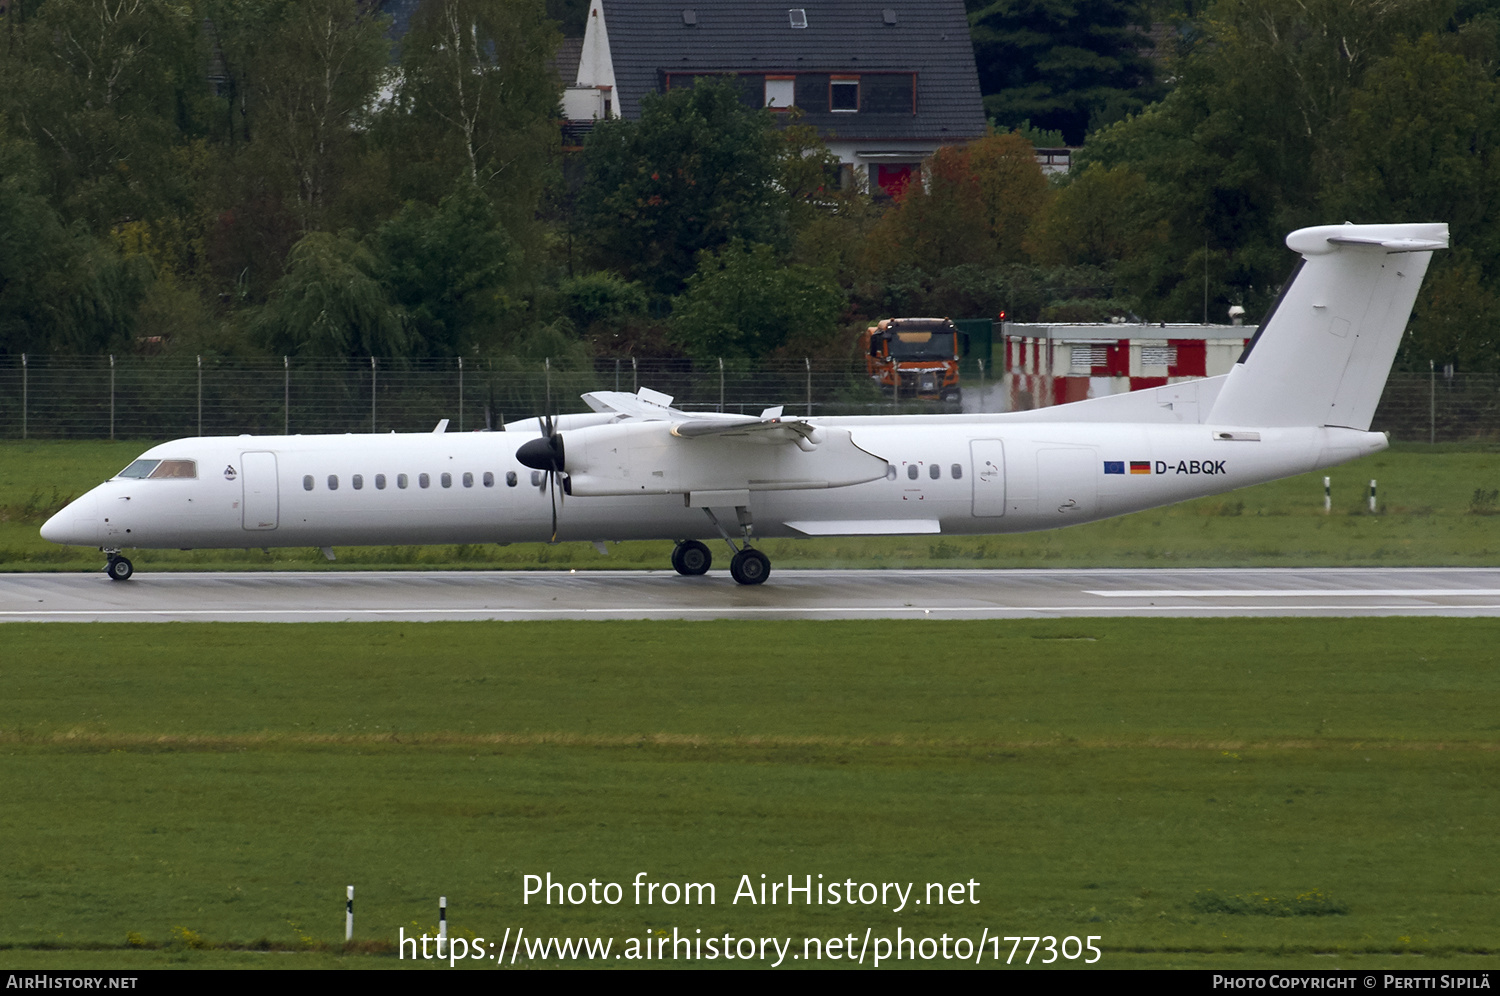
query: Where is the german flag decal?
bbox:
[1130,461,1152,474]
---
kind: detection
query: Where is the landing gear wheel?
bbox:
[729,548,770,586]
[671,540,712,576]
[106,556,134,582]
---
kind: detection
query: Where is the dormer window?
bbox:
[765,76,795,109]
[830,76,859,112]
[789,8,807,28]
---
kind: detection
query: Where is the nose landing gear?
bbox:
[104,551,134,582]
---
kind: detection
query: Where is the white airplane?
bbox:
[41,222,1446,585]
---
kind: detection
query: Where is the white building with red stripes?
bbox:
[1002,323,1256,411]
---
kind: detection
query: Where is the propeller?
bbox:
[516,414,566,541]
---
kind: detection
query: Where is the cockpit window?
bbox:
[118,459,160,478]
[148,460,197,479]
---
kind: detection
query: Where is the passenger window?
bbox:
[929,464,941,480]
[531,471,543,487]
[506,471,518,487]
[483,472,494,488]
[327,475,339,490]
[303,475,314,491]
[441,472,452,488]
[419,473,430,489]
[952,464,963,480]
[397,473,408,489]
[463,472,474,488]
[885,465,897,481]
[907,464,918,480]
[353,474,363,490]
[375,474,386,490]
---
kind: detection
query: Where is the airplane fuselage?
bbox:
[41,419,1386,551]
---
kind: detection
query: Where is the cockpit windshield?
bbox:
[117,459,197,479]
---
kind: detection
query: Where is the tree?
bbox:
[384,0,560,236]
[253,231,406,358]
[1077,0,1459,322]
[966,0,1162,144]
[578,79,786,297]
[863,132,1049,277]
[0,133,149,354]
[0,0,202,232]
[670,241,845,359]
[210,0,392,234]
[373,184,517,356]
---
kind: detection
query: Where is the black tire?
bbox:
[106,557,134,582]
[671,540,712,576]
[729,548,770,586]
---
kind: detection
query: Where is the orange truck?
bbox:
[863,317,966,402]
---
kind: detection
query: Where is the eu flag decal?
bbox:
[1104,461,1125,474]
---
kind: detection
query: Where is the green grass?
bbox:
[1,439,1498,572]
[2,619,1497,968]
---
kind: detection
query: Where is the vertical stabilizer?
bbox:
[1207,223,1448,429]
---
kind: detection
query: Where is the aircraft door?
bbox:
[241,451,279,530]
[970,439,1006,516]
[1036,447,1097,519]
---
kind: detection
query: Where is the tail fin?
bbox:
[1208,222,1448,429]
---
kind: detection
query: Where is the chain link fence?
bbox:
[0,354,1494,441]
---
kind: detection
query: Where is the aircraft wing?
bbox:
[582,388,819,446]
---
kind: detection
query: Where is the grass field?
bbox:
[1,439,1498,573]
[2,619,1497,969]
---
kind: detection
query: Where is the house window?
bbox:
[830,77,859,112]
[765,76,795,110]
[874,163,917,198]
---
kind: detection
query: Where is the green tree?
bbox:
[209,0,392,234]
[578,79,786,297]
[671,241,844,359]
[253,230,406,358]
[0,132,149,354]
[372,184,517,357]
[384,0,560,231]
[0,0,203,232]
[967,0,1162,144]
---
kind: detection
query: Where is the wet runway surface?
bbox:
[4,567,1500,621]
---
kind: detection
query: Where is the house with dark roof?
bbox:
[561,1,987,195]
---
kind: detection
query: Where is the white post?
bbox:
[1369,479,1377,514]
[718,357,724,412]
[20,353,26,440]
[458,356,464,433]
[196,355,203,436]
[439,896,447,945]
[283,356,290,435]
[977,358,985,414]
[370,356,378,432]
[1323,476,1331,514]
[109,354,116,441]
[346,885,353,941]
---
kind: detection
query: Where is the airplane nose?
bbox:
[40,493,99,546]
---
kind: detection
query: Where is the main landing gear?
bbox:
[670,539,712,575]
[104,550,134,581]
[676,506,772,586]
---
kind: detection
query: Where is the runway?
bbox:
[3,567,1500,621]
